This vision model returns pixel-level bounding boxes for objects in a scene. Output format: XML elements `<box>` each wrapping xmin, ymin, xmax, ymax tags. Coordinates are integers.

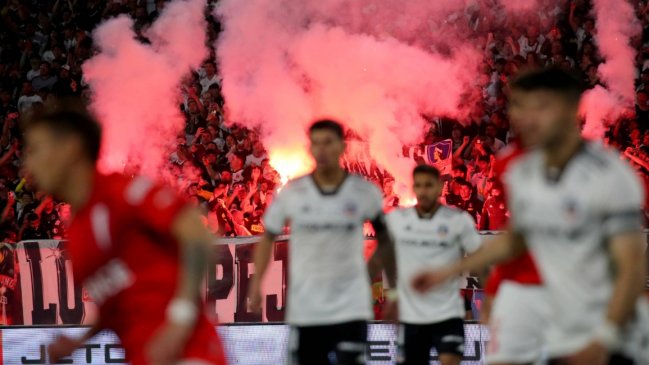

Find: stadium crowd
<box><xmin>1</xmin><ymin>0</ymin><xmax>649</xmax><ymax>242</ymax></box>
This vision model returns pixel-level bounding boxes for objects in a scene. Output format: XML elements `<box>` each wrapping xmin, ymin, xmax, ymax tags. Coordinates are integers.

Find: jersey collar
<box><xmin>310</xmin><ymin>172</ymin><xmax>349</xmax><ymax>196</ymax></box>
<box><xmin>544</xmin><ymin>139</ymin><xmax>588</xmax><ymax>184</ymax></box>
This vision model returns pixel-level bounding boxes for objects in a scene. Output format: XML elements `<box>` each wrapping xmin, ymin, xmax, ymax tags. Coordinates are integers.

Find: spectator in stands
<box><xmin>200</xmin><ymin>61</ymin><xmax>220</xmax><ymax>95</ymax></box>
<box><xmin>229</xmin><ymin>154</ymin><xmax>246</xmax><ymax>184</ymax></box>
<box><xmin>245</xmin><ymin>141</ymin><xmax>267</xmax><ymax>167</ymax></box>
<box><xmin>20</xmin><ymin>212</ymin><xmax>49</xmax><ymax>240</ymax></box>
<box><xmin>17</xmin><ymin>82</ymin><xmax>42</xmax><ymax>112</ymax></box>
<box><xmin>31</xmin><ymin>61</ymin><xmax>57</xmax><ymax>92</ymax></box>
<box><xmin>484</xmin><ymin>123</ymin><xmax>506</xmax><ymax>153</ymax></box>
<box><xmin>480</xmin><ymin>179</ymin><xmax>508</xmax><ymax>230</ymax></box>
<box><xmin>52</xmin><ymin>65</ymin><xmax>78</xmax><ymax>96</ymax></box>
<box><xmin>469</xmin><ymin>155</ymin><xmax>492</xmax><ymax>200</ymax></box>
<box><xmin>455</xmin><ymin>180</ymin><xmax>483</xmax><ymax>225</ymax></box>
<box><xmin>382</xmin><ymin>177</ymin><xmax>399</xmax><ymax>210</ymax></box>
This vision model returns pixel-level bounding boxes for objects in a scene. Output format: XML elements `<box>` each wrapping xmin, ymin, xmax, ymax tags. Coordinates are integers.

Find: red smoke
<box><xmin>83</xmin><ymin>0</ymin><xmax>208</xmax><ymax>182</ymax></box>
<box><xmin>215</xmin><ymin>0</ymin><xmax>486</xmax><ymax>195</ymax></box>
<box><xmin>581</xmin><ymin>0</ymin><xmax>641</xmax><ymax>138</ymax></box>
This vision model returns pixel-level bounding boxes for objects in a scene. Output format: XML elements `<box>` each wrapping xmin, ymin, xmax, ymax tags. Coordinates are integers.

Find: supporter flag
<box><xmin>425</xmin><ymin>139</ymin><xmax>453</xmax><ymax>175</ymax></box>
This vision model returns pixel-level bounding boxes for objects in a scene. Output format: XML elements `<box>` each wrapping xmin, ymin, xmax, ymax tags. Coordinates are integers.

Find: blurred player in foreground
<box><xmin>23</xmin><ymin>99</ymin><xmax>226</xmax><ymax>365</ymax></box>
<box><xmin>413</xmin><ymin>68</ymin><xmax>649</xmax><ymax>365</ymax></box>
<box><xmin>249</xmin><ymin>119</ymin><xmax>397</xmax><ymax>365</ymax></box>
<box><xmin>386</xmin><ymin>165</ymin><xmax>481</xmax><ymax>365</ymax></box>
<box><xmin>481</xmin><ymin>139</ymin><xmax>550</xmax><ymax>365</ymax></box>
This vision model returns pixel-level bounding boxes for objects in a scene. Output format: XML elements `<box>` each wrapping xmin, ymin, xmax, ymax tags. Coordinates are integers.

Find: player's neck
<box><xmin>312</xmin><ymin>166</ymin><xmax>346</xmax><ymax>187</ymax></box>
<box><xmin>415</xmin><ymin>201</ymin><xmax>440</xmax><ymax>219</ymax></box>
<box><xmin>60</xmin><ymin>162</ymin><xmax>95</xmax><ymax>213</ymax></box>
<box><xmin>544</xmin><ymin>128</ymin><xmax>583</xmax><ymax>172</ymax></box>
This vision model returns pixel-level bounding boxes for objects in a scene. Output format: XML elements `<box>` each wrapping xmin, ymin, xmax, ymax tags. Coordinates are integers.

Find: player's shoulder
<box><xmin>505</xmin><ymin>148</ymin><xmax>542</xmax><ymax>178</ymax></box>
<box><xmin>347</xmin><ymin>174</ymin><xmax>382</xmax><ymax>195</ymax></box>
<box><xmin>438</xmin><ymin>204</ymin><xmax>471</xmax><ymax>220</ymax></box>
<box><xmin>582</xmin><ymin>142</ymin><xmax>641</xmax><ymax>184</ymax></box>
<box><xmin>281</xmin><ymin>174</ymin><xmax>312</xmax><ymax>194</ymax></box>
<box><xmin>386</xmin><ymin>206</ymin><xmax>413</xmax><ymax>221</ymax></box>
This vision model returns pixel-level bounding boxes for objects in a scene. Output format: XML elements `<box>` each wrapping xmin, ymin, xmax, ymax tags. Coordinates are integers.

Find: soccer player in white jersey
<box><xmin>386</xmin><ymin>165</ymin><xmax>481</xmax><ymax>365</ymax></box>
<box><xmin>413</xmin><ymin>67</ymin><xmax>649</xmax><ymax>365</ymax></box>
<box><xmin>249</xmin><ymin>119</ymin><xmax>397</xmax><ymax>365</ymax></box>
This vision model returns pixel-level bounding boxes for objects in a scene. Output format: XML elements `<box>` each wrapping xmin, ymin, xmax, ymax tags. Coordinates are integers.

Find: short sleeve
<box><xmin>459</xmin><ymin>212</ymin><xmax>482</xmax><ymax>254</ymax></box>
<box><xmin>601</xmin><ymin>164</ymin><xmax>645</xmax><ymax>238</ymax></box>
<box><xmin>263</xmin><ymin>188</ymin><xmax>288</xmax><ymax>235</ymax></box>
<box><xmin>365</xmin><ymin>183</ymin><xmax>385</xmax><ymax>221</ymax></box>
<box><xmin>123</xmin><ymin>176</ymin><xmax>187</xmax><ymax>233</ymax></box>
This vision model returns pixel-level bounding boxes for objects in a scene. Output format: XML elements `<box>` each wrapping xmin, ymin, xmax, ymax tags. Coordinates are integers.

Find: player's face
<box><xmin>310</xmin><ymin>130</ymin><xmax>345</xmax><ymax>170</ymax></box>
<box><xmin>413</xmin><ymin>173</ymin><xmax>441</xmax><ymax>210</ymax></box>
<box><xmin>508</xmin><ymin>89</ymin><xmax>577</xmax><ymax>148</ymax></box>
<box><xmin>25</xmin><ymin>126</ymin><xmax>80</xmax><ymax>195</ymax></box>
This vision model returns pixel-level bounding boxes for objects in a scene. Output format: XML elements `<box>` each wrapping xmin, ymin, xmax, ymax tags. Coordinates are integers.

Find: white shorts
<box><xmin>486</xmin><ymin>281</ymin><xmax>550</xmax><ymax>364</ymax></box>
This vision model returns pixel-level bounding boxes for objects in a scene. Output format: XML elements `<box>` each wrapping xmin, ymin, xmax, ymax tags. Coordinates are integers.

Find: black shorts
<box><xmin>397</xmin><ymin>318</ymin><xmax>465</xmax><ymax>365</ymax></box>
<box><xmin>288</xmin><ymin>320</ymin><xmax>367</xmax><ymax>365</ymax></box>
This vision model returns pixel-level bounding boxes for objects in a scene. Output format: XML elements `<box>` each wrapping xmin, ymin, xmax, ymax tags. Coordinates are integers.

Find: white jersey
<box><xmin>386</xmin><ymin>206</ymin><xmax>481</xmax><ymax>324</ymax></box>
<box><xmin>263</xmin><ymin>174</ymin><xmax>384</xmax><ymax>326</ymax></box>
<box><xmin>506</xmin><ymin>141</ymin><xmax>649</xmax><ymax>359</ymax></box>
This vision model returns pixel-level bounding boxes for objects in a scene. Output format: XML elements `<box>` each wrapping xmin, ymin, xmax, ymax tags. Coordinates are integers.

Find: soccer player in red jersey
<box><xmin>22</xmin><ymin>99</ymin><xmax>227</xmax><ymax>365</ymax></box>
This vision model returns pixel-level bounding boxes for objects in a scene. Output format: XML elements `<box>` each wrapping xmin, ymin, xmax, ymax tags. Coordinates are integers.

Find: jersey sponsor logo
<box><xmin>437</xmin><ymin>225</ymin><xmax>449</xmax><ymax>238</ymax></box>
<box><xmin>83</xmin><ymin>259</ymin><xmax>134</xmax><ymax>305</ymax></box>
<box><xmin>524</xmin><ymin>225</ymin><xmax>588</xmax><ymax>240</ymax></box>
<box><xmin>563</xmin><ymin>198</ymin><xmax>580</xmax><ymax>221</ymax></box>
<box><xmin>401</xmin><ymin>239</ymin><xmax>450</xmax><ymax>248</ymax></box>
<box><xmin>297</xmin><ymin>222</ymin><xmax>357</xmax><ymax>232</ymax></box>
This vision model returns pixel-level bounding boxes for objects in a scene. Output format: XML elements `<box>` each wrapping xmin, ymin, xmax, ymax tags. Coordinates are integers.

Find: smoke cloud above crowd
<box><xmin>581</xmin><ymin>0</ymin><xmax>641</xmax><ymax>138</ymax></box>
<box><xmin>83</xmin><ymin>0</ymin><xmax>208</xmax><ymax>181</ymax></box>
<box><xmin>215</xmin><ymin>0</ymin><xmax>489</xmax><ymax>193</ymax></box>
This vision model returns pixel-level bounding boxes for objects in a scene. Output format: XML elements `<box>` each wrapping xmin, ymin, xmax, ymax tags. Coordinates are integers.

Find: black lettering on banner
<box><xmin>367</xmin><ymin>340</ymin><xmax>482</xmax><ymax>362</ymax></box>
<box><xmin>206</xmin><ymin>244</ymin><xmax>234</xmax><ymax>322</ymax></box>
<box><xmin>79</xmin><ymin>343</ymin><xmax>101</xmax><ymax>363</ymax></box>
<box><xmin>21</xmin><ymin>344</ymin><xmax>45</xmax><ymax>364</ymax></box>
<box><xmin>24</xmin><ymin>242</ymin><xmax>57</xmax><ymax>324</ymax></box>
<box><xmin>466</xmin><ymin>277</ymin><xmax>481</xmax><ymax>289</ymax></box>
<box><xmin>367</xmin><ymin>341</ymin><xmax>391</xmax><ymax>361</ymax></box>
<box><xmin>265</xmin><ymin>241</ymin><xmax>287</xmax><ymax>322</ymax></box>
<box><xmin>234</xmin><ymin>244</ymin><xmax>262</xmax><ymax>322</ymax></box>
<box><xmin>105</xmin><ymin>344</ymin><xmax>127</xmax><ymax>363</ymax></box>
<box><xmin>56</xmin><ymin>242</ymin><xmax>84</xmax><ymax>324</ymax></box>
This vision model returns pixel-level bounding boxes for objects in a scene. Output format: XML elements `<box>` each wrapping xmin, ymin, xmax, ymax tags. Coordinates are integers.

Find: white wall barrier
<box><xmin>0</xmin><ymin>323</ymin><xmax>489</xmax><ymax>365</ymax></box>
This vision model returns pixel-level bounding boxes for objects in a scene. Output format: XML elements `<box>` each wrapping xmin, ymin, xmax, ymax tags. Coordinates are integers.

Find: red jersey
<box><xmin>484</xmin><ymin>144</ymin><xmax>542</xmax><ymax>296</ymax></box>
<box><xmin>67</xmin><ymin>172</ymin><xmax>226</xmax><ymax>365</ymax></box>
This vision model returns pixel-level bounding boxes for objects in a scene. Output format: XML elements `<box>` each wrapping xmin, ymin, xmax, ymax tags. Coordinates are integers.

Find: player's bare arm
<box><xmin>367</xmin><ymin>220</ymin><xmax>397</xmax><ymax>288</ymax></box>
<box><xmin>146</xmin><ymin>207</ymin><xmax>216</xmax><ymax>365</ymax></box>
<box><xmin>368</xmin><ymin>219</ymin><xmax>398</xmax><ymax>320</ymax></box>
<box><xmin>568</xmin><ymin>231</ymin><xmax>646</xmax><ymax>365</ymax></box>
<box><xmin>48</xmin><ymin>319</ymin><xmax>103</xmax><ymax>363</ymax></box>
<box><xmin>412</xmin><ymin>228</ymin><xmax>526</xmax><ymax>293</ymax></box>
<box><xmin>249</xmin><ymin>231</ymin><xmax>277</xmax><ymax>313</ymax></box>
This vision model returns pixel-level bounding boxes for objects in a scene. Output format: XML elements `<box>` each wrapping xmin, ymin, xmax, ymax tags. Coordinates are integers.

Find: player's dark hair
<box><xmin>510</xmin><ymin>67</ymin><xmax>584</xmax><ymax>104</ymax></box>
<box><xmin>413</xmin><ymin>164</ymin><xmax>440</xmax><ymax>179</ymax></box>
<box><xmin>309</xmin><ymin>119</ymin><xmax>344</xmax><ymax>140</ymax></box>
<box><xmin>21</xmin><ymin>98</ymin><xmax>102</xmax><ymax>162</ymax></box>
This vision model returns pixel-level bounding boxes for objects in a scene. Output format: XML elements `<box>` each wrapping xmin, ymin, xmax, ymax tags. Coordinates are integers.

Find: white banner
<box><xmin>0</xmin><ymin>323</ymin><xmax>489</xmax><ymax>364</ymax></box>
